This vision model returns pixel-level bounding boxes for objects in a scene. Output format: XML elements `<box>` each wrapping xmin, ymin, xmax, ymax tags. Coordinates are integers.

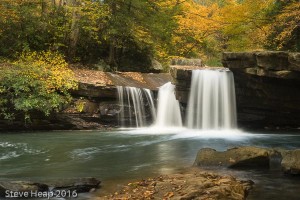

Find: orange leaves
<box><xmin>164</xmin><ymin>191</ymin><xmax>174</xmax><ymax>199</ymax></box>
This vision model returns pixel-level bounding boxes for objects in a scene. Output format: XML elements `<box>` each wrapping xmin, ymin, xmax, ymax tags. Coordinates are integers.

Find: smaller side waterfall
<box><xmin>154</xmin><ymin>82</ymin><xmax>182</xmax><ymax>127</ymax></box>
<box><xmin>117</xmin><ymin>86</ymin><xmax>156</xmax><ymax>127</ymax></box>
<box><xmin>186</xmin><ymin>69</ymin><xmax>237</xmax><ymax>130</ymax></box>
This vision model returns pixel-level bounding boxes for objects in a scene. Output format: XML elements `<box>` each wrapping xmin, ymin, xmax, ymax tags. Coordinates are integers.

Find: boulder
<box><xmin>150</xmin><ymin>58</ymin><xmax>163</xmax><ymax>71</ymax></box>
<box><xmin>0</xmin><ymin>178</ymin><xmax>101</xmax><ymax>197</ymax></box>
<box><xmin>103</xmin><ymin>171</ymin><xmax>253</xmax><ymax>200</ymax></box>
<box><xmin>49</xmin><ymin>177</ymin><xmax>101</xmax><ymax>193</ymax></box>
<box><xmin>0</xmin><ymin>181</ymin><xmax>48</xmax><ymax>197</ymax></box>
<box><xmin>281</xmin><ymin>149</ymin><xmax>300</xmax><ymax>175</ymax></box>
<box><xmin>194</xmin><ymin>147</ymin><xmax>274</xmax><ymax>168</ymax></box>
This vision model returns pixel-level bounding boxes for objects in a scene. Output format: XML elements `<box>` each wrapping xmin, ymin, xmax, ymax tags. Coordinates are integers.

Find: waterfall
<box><xmin>117</xmin><ymin>86</ymin><xmax>156</xmax><ymax>127</ymax></box>
<box><xmin>154</xmin><ymin>82</ymin><xmax>183</xmax><ymax>127</ymax></box>
<box><xmin>186</xmin><ymin>69</ymin><xmax>237</xmax><ymax>130</ymax></box>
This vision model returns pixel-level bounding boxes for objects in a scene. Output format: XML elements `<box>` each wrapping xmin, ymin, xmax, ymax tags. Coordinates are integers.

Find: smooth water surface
<box><xmin>1</xmin><ymin>129</ymin><xmax>300</xmax><ymax>199</ymax></box>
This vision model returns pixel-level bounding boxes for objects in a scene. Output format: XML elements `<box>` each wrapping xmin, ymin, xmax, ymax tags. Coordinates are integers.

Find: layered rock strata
<box><xmin>222</xmin><ymin>51</ymin><xmax>300</xmax><ymax>129</ymax></box>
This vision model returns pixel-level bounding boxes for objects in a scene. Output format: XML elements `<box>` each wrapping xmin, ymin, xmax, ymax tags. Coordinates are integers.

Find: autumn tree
<box><xmin>218</xmin><ymin>0</ymin><xmax>274</xmax><ymax>51</ymax></box>
<box><xmin>264</xmin><ymin>0</ymin><xmax>300</xmax><ymax>51</ymax></box>
<box><xmin>171</xmin><ymin>1</ymin><xmax>222</xmax><ymax>60</ymax></box>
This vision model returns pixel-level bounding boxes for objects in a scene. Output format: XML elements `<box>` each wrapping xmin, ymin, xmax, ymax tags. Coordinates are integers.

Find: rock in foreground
<box><xmin>0</xmin><ymin>181</ymin><xmax>48</xmax><ymax>197</ymax></box>
<box><xmin>0</xmin><ymin>178</ymin><xmax>101</xmax><ymax>198</ymax></box>
<box><xmin>47</xmin><ymin>177</ymin><xmax>101</xmax><ymax>193</ymax></box>
<box><xmin>98</xmin><ymin>171</ymin><xmax>253</xmax><ymax>200</ymax></box>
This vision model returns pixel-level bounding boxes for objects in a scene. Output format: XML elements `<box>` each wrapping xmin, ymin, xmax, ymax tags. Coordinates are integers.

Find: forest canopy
<box><xmin>0</xmin><ymin>0</ymin><xmax>299</xmax><ymax>70</ymax></box>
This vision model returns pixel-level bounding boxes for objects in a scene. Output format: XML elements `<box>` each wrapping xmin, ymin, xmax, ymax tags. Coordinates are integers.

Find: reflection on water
<box><xmin>0</xmin><ymin>129</ymin><xmax>300</xmax><ymax>199</ymax></box>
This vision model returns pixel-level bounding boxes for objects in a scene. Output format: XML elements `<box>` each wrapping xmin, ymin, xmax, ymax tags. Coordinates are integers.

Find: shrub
<box><xmin>0</xmin><ymin>51</ymin><xmax>77</xmax><ymax>123</ymax></box>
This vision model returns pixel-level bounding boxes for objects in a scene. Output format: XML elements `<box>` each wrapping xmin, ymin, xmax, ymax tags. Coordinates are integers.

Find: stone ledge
<box><xmin>244</xmin><ymin>68</ymin><xmax>300</xmax><ymax>79</ymax></box>
<box><xmin>171</xmin><ymin>58</ymin><xmax>203</xmax><ymax>67</ymax></box>
<box><xmin>222</xmin><ymin>51</ymin><xmax>300</xmax><ymax>79</ymax></box>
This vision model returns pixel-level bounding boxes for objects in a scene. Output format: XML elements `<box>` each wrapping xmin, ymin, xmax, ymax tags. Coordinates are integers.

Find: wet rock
<box><xmin>0</xmin><ymin>181</ymin><xmax>48</xmax><ymax>197</ymax></box>
<box><xmin>170</xmin><ymin>65</ymin><xmax>197</xmax><ymax>81</ymax></box>
<box><xmin>0</xmin><ymin>178</ymin><xmax>101</xmax><ymax>197</ymax></box>
<box><xmin>281</xmin><ymin>149</ymin><xmax>300</xmax><ymax>175</ymax></box>
<box><xmin>99</xmin><ymin>102</ymin><xmax>119</xmax><ymax>124</ymax></box>
<box><xmin>48</xmin><ymin>177</ymin><xmax>101</xmax><ymax>193</ymax></box>
<box><xmin>194</xmin><ymin>147</ymin><xmax>274</xmax><ymax>168</ymax></box>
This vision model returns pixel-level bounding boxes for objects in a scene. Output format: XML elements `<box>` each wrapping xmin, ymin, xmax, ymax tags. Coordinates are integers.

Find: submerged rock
<box><xmin>194</xmin><ymin>146</ymin><xmax>274</xmax><ymax>168</ymax></box>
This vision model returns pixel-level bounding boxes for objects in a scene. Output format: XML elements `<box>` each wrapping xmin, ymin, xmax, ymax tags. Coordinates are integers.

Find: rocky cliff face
<box><xmin>222</xmin><ymin>51</ymin><xmax>300</xmax><ymax>129</ymax></box>
<box><xmin>170</xmin><ymin>53</ymin><xmax>300</xmax><ymax>130</ymax></box>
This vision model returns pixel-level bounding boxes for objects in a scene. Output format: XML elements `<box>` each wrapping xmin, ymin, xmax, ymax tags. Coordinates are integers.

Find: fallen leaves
<box><xmin>98</xmin><ymin>170</ymin><xmax>254</xmax><ymax>200</ymax></box>
<box><xmin>121</xmin><ymin>72</ymin><xmax>146</xmax><ymax>84</ymax></box>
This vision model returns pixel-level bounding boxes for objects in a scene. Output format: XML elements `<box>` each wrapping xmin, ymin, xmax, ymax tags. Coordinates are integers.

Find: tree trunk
<box><xmin>41</xmin><ymin>0</ymin><xmax>47</xmax><ymax>15</ymax></box>
<box><xmin>108</xmin><ymin>0</ymin><xmax>118</xmax><ymax>70</ymax></box>
<box><xmin>68</xmin><ymin>0</ymin><xmax>80</xmax><ymax>61</ymax></box>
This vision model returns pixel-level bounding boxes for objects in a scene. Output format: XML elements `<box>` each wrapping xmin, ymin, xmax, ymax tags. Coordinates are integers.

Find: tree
<box><xmin>264</xmin><ymin>1</ymin><xmax>300</xmax><ymax>51</ymax></box>
<box><xmin>171</xmin><ymin>1</ymin><xmax>222</xmax><ymax>59</ymax></box>
<box><xmin>219</xmin><ymin>0</ymin><xmax>274</xmax><ymax>51</ymax></box>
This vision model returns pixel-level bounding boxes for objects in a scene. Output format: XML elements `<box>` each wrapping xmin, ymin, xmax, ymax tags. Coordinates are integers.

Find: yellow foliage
<box><xmin>219</xmin><ymin>0</ymin><xmax>274</xmax><ymax>51</ymax></box>
<box><xmin>14</xmin><ymin>51</ymin><xmax>77</xmax><ymax>94</ymax></box>
<box><xmin>271</xmin><ymin>2</ymin><xmax>300</xmax><ymax>50</ymax></box>
<box><xmin>172</xmin><ymin>0</ymin><xmax>221</xmax><ymax>56</ymax></box>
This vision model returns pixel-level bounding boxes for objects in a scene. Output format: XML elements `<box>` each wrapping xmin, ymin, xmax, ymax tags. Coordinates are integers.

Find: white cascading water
<box><xmin>117</xmin><ymin>86</ymin><xmax>156</xmax><ymax>127</ymax></box>
<box><xmin>186</xmin><ymin>69</ymin><xmax>237</xmax><ymax>130</ymax></box>
<box><xmin>154</xmin><ymin>82</ymin><xmax>183</xmax><ymax>127</ymax></box>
